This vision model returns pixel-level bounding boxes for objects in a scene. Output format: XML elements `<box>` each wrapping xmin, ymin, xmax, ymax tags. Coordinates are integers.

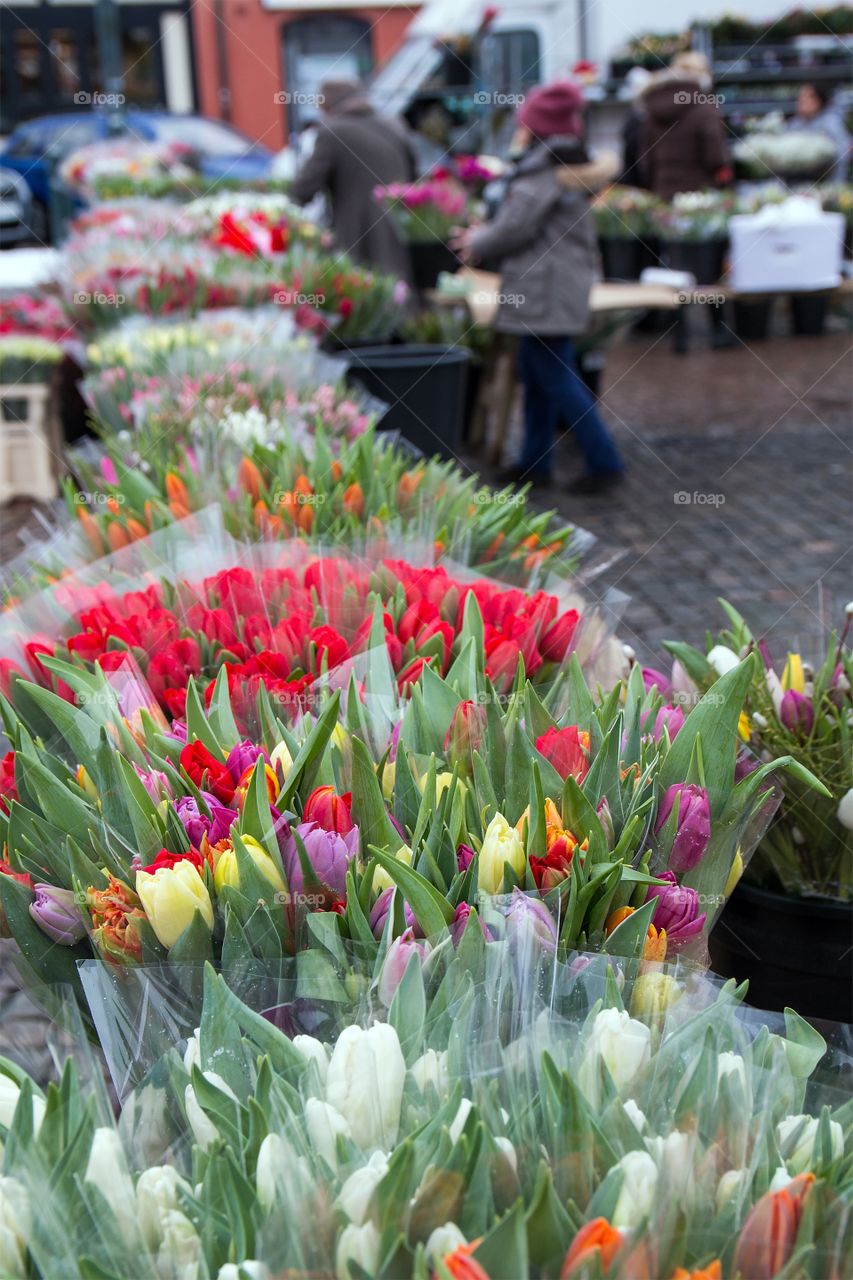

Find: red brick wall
<box><xmin>191</xmin><ymin>3</ymin><xmax>420</xmax><ymax>150</ymax></box>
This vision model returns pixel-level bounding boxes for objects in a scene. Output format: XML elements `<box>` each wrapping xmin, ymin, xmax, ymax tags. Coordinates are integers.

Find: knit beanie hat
<box><xmin>517</xmin><ymin>81</ymin><xmax>585</xmax><ymax>139</ymax></box>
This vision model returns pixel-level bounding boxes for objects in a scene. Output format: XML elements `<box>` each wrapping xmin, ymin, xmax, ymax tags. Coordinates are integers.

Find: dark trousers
<box><xmin>517</xmin><ymin>334</ymin><xmax>624</xmax><ymax>477</ymax></box>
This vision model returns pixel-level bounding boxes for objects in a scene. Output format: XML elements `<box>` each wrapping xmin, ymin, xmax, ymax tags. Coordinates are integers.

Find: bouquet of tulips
<box><xmin>374</xmin><ymin>177</ymin><xmax>471</xmax><ymax>244</ymax></box>
<box><xmin>650</xmin><ymin>191</ymin><xmax>735</xmax><ymax>243</ymax></box>
<box><xmin>592</xmin><ymin>186</ymin><xmax>665</xmax><ymax>240</ymax></box>
<box><xmin>1</xmin><ymin>954</ymin><xmax>849</xmax><ymax>1279</ymax></box>
<box><xmin>664</xmin><ymin>601</ymin><xmax>853</xmax><ymax>901</ymax></box>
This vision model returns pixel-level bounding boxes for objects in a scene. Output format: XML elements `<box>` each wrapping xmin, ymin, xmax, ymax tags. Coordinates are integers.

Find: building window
<box><xmin>281</xmin><ymin>16</ymin><xmax>373</xmax><ymax>134</ymax></box>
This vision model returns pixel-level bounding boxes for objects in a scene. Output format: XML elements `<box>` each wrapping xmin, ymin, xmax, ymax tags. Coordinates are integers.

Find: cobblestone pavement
<box><xmin>469</xmin><ymin>327</ymin><xmax>853</xmax><ymax>666</ymax></box>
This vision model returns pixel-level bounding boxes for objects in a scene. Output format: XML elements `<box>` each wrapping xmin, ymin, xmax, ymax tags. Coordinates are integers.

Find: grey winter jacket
<box><xmin>468</xmin><ymin>142</ymin><xmax>618</xmax><ymax>336</ymax></box>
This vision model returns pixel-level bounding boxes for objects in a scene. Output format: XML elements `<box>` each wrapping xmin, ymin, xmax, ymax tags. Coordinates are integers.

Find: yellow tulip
<box><xmin>781</xmin><ymin>653</ymin><xmax>805</xmax><ymax>693</ymax></box>
<box><xmin>239</xmin><ymin>835</ymin><xmax>286</xmax><ymax>893</ymax></box>
<box><xmin>724</xmin><ymin>849</ymin><xmax>744</xmax><ymax>899</ymax></box>
<box><xmin>477</xmin><ymin>812</ymin><xmax>525</xmax><ymax>896</ymax></box>
<box><xmin>629</xmin><ymin>971</ymin><xmax>682</xmax><ymax>1020</ymax></box>
<box><xmin>270</xmin><ymin>740</ymin><xmax>294</xmax><ymax>778</ymax></box>
<box><xmin>372</xmin><ymin>845</ymin><xmax>412</xmax><ymax>892</ymax></box>
<box><xmin>737</xmin><ymin>711</ymin><xmax>751</xmax><ymax>742</ymax></box>
<box><xmin>136</xmin><ymin>861</ymin><xmax>214</xmax><ymax>950</ymax></box>
<box><xmin>213</xmin><ymin>845</ymin><xmax>240</xmax><ymax>894</ymax></box>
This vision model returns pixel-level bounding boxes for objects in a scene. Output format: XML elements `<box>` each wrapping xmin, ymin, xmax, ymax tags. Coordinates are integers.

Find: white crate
<box><xmin>729</xmin><ymin>212</ymin><xmax>844</xmax><ymax>293</ymax></box>
<box><xmin>0</xmin><ymin>383</ymin><xmax>58</xmax><ymax>503</ymax></box>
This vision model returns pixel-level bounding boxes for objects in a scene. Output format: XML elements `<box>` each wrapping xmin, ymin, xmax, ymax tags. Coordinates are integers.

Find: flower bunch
<box><xmin>60</xmin><ymin>138</ymin><xmax>197</xmax><ymax>198</ymax></box>
<box><xmin>664</xmin><ymin>601</ymin><xmax>853</xmax><ymax>900</ymax></box>
<box><xmin>651</xmin><ymin>191</ymin><xmax>736</xmax><ymax>242</ymax></box>
<box><xmin>451</xmin><ymin>153</ymin><xmax>507</xmax><ymax>189</ymax></box>
<box><xmin>374</xmin><ymin>177</ymin><xmax>471</xmax><ymax>243</ymax></box>
<box><xmin>0</xmin><ymin>293</ymin><xmax>76</xmax><ymax>344</ymax></box>
<box><xmin>592</xmin><ymin>186</ymin><xmax>665</xmax><ymax>238</ymax></box>
<box><xmin>733</xmin><ymin>131</ymin><xmax>839</xmax><ymax>180</ymax></box>
<box><xmin>0</xmin><ymin>336</ymin><xmax>63</xmax><ymax>383</ymax></box>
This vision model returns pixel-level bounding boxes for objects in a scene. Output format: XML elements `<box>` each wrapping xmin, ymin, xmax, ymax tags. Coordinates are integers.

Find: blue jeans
<box><xmin>517</xmin><ymin>334</ymin><xmax>624</xmax><ymax>477</ymax></box>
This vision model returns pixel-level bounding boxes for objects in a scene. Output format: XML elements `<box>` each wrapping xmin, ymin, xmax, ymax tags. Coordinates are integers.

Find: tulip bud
<box><xmin>84</xmin><ymin>1129</ymin><xmax>138</xmax><ymax>1247</ymax></box>
<box><xmin>504</xmin><ymin>888</ymin><xmax>557</xmax><ymax>954</ymax></box>
<box><xmin>0</xmin><ymin>1073</ymin><xmax>44</xmax><ymax>1136</ymax></box>
<box><xmin>270</xmin><ymin>740</ymin><xmax>293</xmax><ymax>778</ymax></box>
<box><xmin>535</xmin><ymin>725</ymin><xmax>590</xmax><ymax>782</ymax></box>
<box><xmin>377</xmin><ymin>930</ymin><xmax>430</xmax><ymax>1005</ymax></box>
<box><xmin>409</xmin><ymin>1048</ymin><xmax>449</xmax><ymax>1096</ymax></box>
<box><xmin>326</xmin><ymin>1023</ymin><xmax>405</xmax><ymax>1151</ymax></box>
<box><xmin>336</xmin><ymin>1222</ymin><xmax>380</xmax><ymax>1280</ymax></box>
<box><xmin>629</xmin><ymin>971</ymin><xmax>682</xmax><ymax>1021</ymax></box>
<box><xmin>644</xmin><ymin>871</ymin><xmax>706</xmax><ymax>950</ymax></box>
<box><xmin>425</xmin><ymin>1223</ymin><xmax>467</xmax><ymax>1265</ymax></box>
<box><xmin>0</xmin><ymin>1177</ymin><xmax>30</xmax><ymax>1279</ymax></box>
<box><xmin>707</xmin><ymin>645</ymin><xmax>739</xmax><ymax>676</ymax></box>
<box><xmin>29</xmin><ymin>883</ymin><xmax>87</xmax><ymax>944</ymax></box>
<box><xmin>577</xmin><ymin>1008</ymin><xmax>651</xmax><ymax>1109</ymax></box>
<box><xmin>304</xmin><ymin>1098</ymin><xmax>351</xmax><ymax>1172</ymax></box>
<box><xmin>732</xmin><ymin>1172</ymin><xmax>814</xmax><ymax>1280</ymax></box>
<box><xmin>292</xmin><ymin>1034</ymin><xmax>330</xmax><ymax>1083</ymax></box>
<box><xmin>655</xmin><ymin>782</ymin><xmax>711</xmax><ymax>872</ymax></box>
<box><xmin>184</xmin><ymin>1071</ymin><xmax>237</xmax><ymax>1151</ymax></box>
<box><xmin>256</xmin><ymin>1132</ymin><xmax>312</xmax><ymax>1210</ymax></box>
<box><xmin>136</xmin><ymin>1165</ymin><xmax>192</xmax><ymax>1252</ymax></box>
<box><xmin>477</xmin><ymin>812</ymin><xmax>525</xmax><ymax>895</ymax></box>
<box><xmin>303</xmin><ymin>785</ymin><xmax>354</xmax><ymax>835</ymax></box>
<box><xmin>779</xmin><ymin>689</ymin><xmax>815</xmax><ymax>737</ymax></box>
<box><xmin>611</xmin><ymin>1150</ymin><xmax>658</xmax><ymax>1229</ymax></box>
<box><xmin>837</xmin><ymin>787</ymin><xmax>853</xmax><ymax>831</ymax></box>
<box><xmin>336</xmin><ymin>1151</ymin><xmax>388</xmax><ymax>1224</ymax></box>
<box><xmin>724</xmin><ymin>849</ymin><xmax>744</xmax><ymax>898</ymax></box>
<box><xmin>217</xmin><ymin>1264</ymin><xmax>269</xmax><ymax>1280</ymax></box>
<box><xmin>135</xmin><ymin>861</ymin><xmax>214</xmax><ymax>950</ymax></box>
<box><xmin>776</xmin><ymin>1113</ymin><xmax>843</xmax><ymax>1174</ymax></box>
<box><xmin>443</xmin><ymin>699</ymin><xmax>487</xmax><ymax>773</ymax></box>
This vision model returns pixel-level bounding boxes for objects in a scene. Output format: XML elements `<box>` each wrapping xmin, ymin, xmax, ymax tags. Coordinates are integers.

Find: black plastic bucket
<box><xmin>733</xmin><ymin>298</ymin><xmax>772</xmax><ymax>341</ymax></box>
<box><xmin>791</xmin><ymin>292</ymin><xmax>829</xmax><ymax>337</ymax></box>
<box><xmin>409</xmin><ymin>242</ymin><xmax>461</xmax><ymax>290</ymax></box>
<box><xmin>662</xmin><ymin>238</ymin><xmax>727</xmax><ymax>284</ymax></box>
<box><xmin>709</xmin><ymin>881</ymin><xmax>853</xmax><ymax>1024</ymax></box>
<box><xmin>598</xmin><ymin>237</ymin><xmax>642</xmax><ymax>281</ymax></box>
<box><xmin>345</xmin><ymin>344</ymin><xmax>470</xmax><ymax>459</ymax></box>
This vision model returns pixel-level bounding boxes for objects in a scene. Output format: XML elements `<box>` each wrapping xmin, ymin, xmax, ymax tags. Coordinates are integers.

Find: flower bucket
<box><xmin>790</xmin><ymin>291</ymin><xmax>829</xmax><ymax>337</ymax></box>
<box><xmin>409</xmin><ymin>241</ymin><xmax>461</xmax><ymax>290</ymax></box>
<box><xmin>709</xmin><ymin>881</ymin><xmax>852</xmax><ymax>1024</ymax></box>
<box><xmin>733</xmin><ymin>297</ymin><xmax>773</xmax><ymax>341</ymax></box>
<box><xmin>662</xmin><ymin>238</ymin><xmax>727</xmax><ymax>284</ymax></box>
<box><xmin>598</xmin><ymin>237</ymin><xmax>643</xmax><ymax>281</ymax></box>
<box><xmin>345</xmin><ymin>343</ymin><xmax>470</xmax><ymax>459</ymax></box>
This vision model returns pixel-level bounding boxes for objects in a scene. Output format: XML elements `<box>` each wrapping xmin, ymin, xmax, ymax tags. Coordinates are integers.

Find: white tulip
<box><xmin>707</xmin><ymin>644</ymin><xmax>740</xmax><ymax>676</ymax></box>
<box><xmin>449</xmin><ymin>1098</ymin><xmax>473</xmax><ymax>1145</ymax></box>
<box><xmin>256</xmin><ymin>1132</ymin><xmax>311</xmax><ymax>1209</ymax></box>
<box><xmin>837</xmin><ymin>788</ymin><xmax>853</xmax><ymax>831</ymax></box>
<box><xmin>85</xmin><ymin>1128</ymin><xmax>138</xmax><ymax>1246</ymax></box>
<box><xmin>623</xmin><ymin>1099</ymin><xmax>647</xmax><ymax>1132</ymax></box>
<box><xmin>136</xmin><ymin>1165</ymin><xmax>191</xmax><ymax>1251</ymax></box>
<box><xmin>425</xmin><ymin>1223</ymin><xmax>467</xmax><ymax>1263</ymax></box>
<box><xmin>184</xmin><ymin>1072</ymin><xmax>237</xmax><ymax>1152</ymax></box>
<box><xmin>336</xmin><ymin>1151</ymin><xmax>389</xmax><ymax>1224</ymax></box>
<box><xmin>183</xmin><ymin>1029</ymin><xmax>201</xmax><ymax>1074</ymax></box>
<box><xmin>611</xmin><ymin>1150</ymin><xmax>658</xmax><ymax>1229</ymax></box>
<box><xmin>156</xmin><ymin>1208</ymin><xmax>203</xmax><ymax>1280</ymax></box>
<box><xmin>717</xmin><ymin>1051</ymin><xmax>747</xmax><ymax>1088</ymax></box>
<box><xmin>292</xmin><ymin>1035</ymin><xmax>330</xmax><ymax>1084</ymax></box>
<box><xmin>716</xmin><ymin>1168</ymin><xmax>747</xmax><ymax>1212</ymax></box>
<box><xmin>217</xmin><ymin>1264</ymin><xmax>269</xmax><ymax>1280</ymax></box>
<box><xmin>495</xmin><ymin>1136</ymin><xmax>517</xmax><ymax>1174</ymax></box>
<box><xmin>0</xmin><ymin>1073</ymin><xmax>45</xmax><ymax>1137</ymax></box>
<box><xmin>409</xmin><ymin>1049</ymin><xmax>448</xmax><ymax>1096</ymax></box>
<box><xmin>336</xmin><ymin>1221</ymin><xmax>380</xmax><ymax>1280</ymax></box>
<box><xmin>305</xmin><ymin>1098</ymin><xmax>351</xmax><ymax>1172</ymax></box>
<box><xmin>769</xmin><ymin>1165</ymin><xmax>794</xmax><ymax>1191</ymax></box>
<box><xmin>646</xmin><ymin>1131</ymin><xmax>694</xmax><ymax>1201</ymax></box>
<box><xmin>577</xmin><ymin>1008</ymin><xmax>651</xmax><ymax>1108</ymax></box>
<box><xmin>776</xmin><ymin>1113</ymin><xmax>843</xmax><ymax>1174</ymax></box>
<box><xmin>0</xmin><ymin>1177</ymin><xmax>29</xmax><ymax>1278</ymax></box>
<box><xmin>326</xmin><ymin>1024</ymin><xmax>405</xmax><ymax>1151</ymax></box>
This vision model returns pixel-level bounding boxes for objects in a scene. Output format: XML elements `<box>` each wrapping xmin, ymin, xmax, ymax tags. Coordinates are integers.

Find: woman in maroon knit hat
<box><xmin>452</xmin><ymin>81</ymin><xmax>623</xmax><ymax>493</ymax></box>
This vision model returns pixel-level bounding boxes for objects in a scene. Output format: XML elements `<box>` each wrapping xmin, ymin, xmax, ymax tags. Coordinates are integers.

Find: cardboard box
<box><xmin>729</xmin><ymin>211</ymin><xmax>844</xmax><ymax>293</ymax></box>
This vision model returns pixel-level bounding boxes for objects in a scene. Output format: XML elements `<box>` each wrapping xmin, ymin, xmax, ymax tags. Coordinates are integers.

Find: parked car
<box><xmin>0</xmin><ymin>166</ymin><xmax>34</xmax><ymax>246</ymax></box>
<box><xmin>0</xmin><ymin>111</ymin><xmax>273</xmax><ymax>240</ymax></box>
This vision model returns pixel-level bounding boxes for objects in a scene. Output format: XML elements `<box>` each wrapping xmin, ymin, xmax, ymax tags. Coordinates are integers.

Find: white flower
<box><xmin>136</xmin><ymin>1165</ymin><xmax>191</xmax><ymax>1252</ymax></box>
<box><xmin>336</xmin><ymin>1222</ymin><xmax>380</xmax><ymax>1280</ymax></box>
<box><xmin>623</xmin><ymin>1099</ymin><xmax>647</xmax><ymax>1132</ymax></box>
<box><xmin>256</xmin><ymin>1132</ymin><xmax>311</xmax><ymax>1209</ymax></box>
<box><xmin>336</xmin><ymin>1151</ymin><xmax>389</xmax><ymax>1224</ymax></box>
<box><xmin>837</xmin><ymin>788</ymin><xmax>853</xmax><ymax>831</ymax></box>
<box><xmin>409</xmin><ymin>1049</ymin><xmax>448</xmax><ymax>1096</ymax></box>
<box><xmin>769</xmin><ymin>1165</ymin><xmax>794</xmax><ymax>1191</ymax></box>
<box><xmin>84</xmin><ymin>1129</ymin><xmax>137</xmax><ymax>1246</ymax></box>
<box><xmin>155</xmin><ymin>1208</ymin><xmax>203</xmax><ymax>1280</ymax></box>
<box><xmin>326</xmin><ymin>1024</ymin><xmax>405</xmax><ymax>1151</ymax></box>
<box><xmin>495</xmin><ymin>1136</ymin><xmax>517</xmax><ymax>1174</ymax></box>
<box><xmin>305</xmin><ymin>1098</ymin><xmax>351</xmax><ymax>1172</ymax></box>
<box><xmin>776</xmin><ymin>1113</ymin><xmax>843</xmax><ymax>1174</ymax></box>
<box><xmin>183</xmin><ymin>1029</ymin><xmax>201</xmax><ymax>1074</ymax></box>
<box><xmin>449</xmin><ymin>1098</ymin><xmax>473</xmax><ymax>1145</ymax></box>
<box><xmin>577</xmin><ymin>1008</ymin><xmax>651</xmax><ymax>1108</ymax></box>
<box><xmin>707</xmin><ymin>644</ymin><xmax>740</xmax><ymax>676</ymax></box>
<box><xmin>292</xmin><ymin>1035</ymin><xmax>330</xmax><ymax>1084</ymax></box>
<box><xmin>217</xmin><ymin>1264</ymin><xmax>269</xmax><ymax>1280</ymax></box>
<box><xmin>184</xmin><ymin>1071</ymin><xmax>238</xmax><ymax>1152</ymax></box>
<box><xmin>425</xmin><ymin>1223</ymin><xmax>467</xmax><ymax>1263</ymax></box>
<box><xmin>716</xmin><ymin>1168</ymin><xmax>747</xmax><ymax>1212</ymax></box>
<box><xmin>717</xmin><ymin>1051</ymin><xmax>748</xmax><ymax>1092</ymax></box>
<box><xmin>0</xmin><ymin>1177</ymin><xmax>30</xmax><ymax>1278</ymax></box>
<box><xmin>0</xmin><ymin>1073</ymin><xmax>45</xmax><ymax>1138</ymax></box>
<box><xmin>611</xmin><ymin>1150</ymin><xmax>658</xmax><ymax>1229</ymax></box>
<box><xmin>646</xmin><ymin>1131</ymin><xmax>694</xmax><ymax>1201</ymax></box>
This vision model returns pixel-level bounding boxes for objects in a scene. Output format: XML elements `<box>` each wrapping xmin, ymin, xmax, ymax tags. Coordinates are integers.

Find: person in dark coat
<box><xmin>452</xmin><ymin>81</ymin><xmax>624</xmax><ymax>494</ymax></box>
<box><xmin>639</xmin><ymin>52</ymin><xmax>731</xmax><ymax>200</ymax></box>
<box><xmin>289</xmin><ymin>78</ymin><xmax>415</xmax><ymax>277</ymax></box>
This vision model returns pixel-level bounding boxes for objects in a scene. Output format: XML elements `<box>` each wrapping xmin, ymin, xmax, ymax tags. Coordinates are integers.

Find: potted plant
<box><xmin>374</xmin><ymin>176</ymin><xmax>471</xmax><ymax>289</ymax></box>
<box><xmin>593</xmin><ymin>186</ymin><xmax>664</xmax><ymax>280</ymax></box>
<box><xmin>651</xmin><ymin>190</ymin><xmax>734</xmax><ymax>283</ymax></box>
<box><xmin>664</xmin><ymin>602</ymin><xmax>852</xmax><ymax>1023</ymax></box>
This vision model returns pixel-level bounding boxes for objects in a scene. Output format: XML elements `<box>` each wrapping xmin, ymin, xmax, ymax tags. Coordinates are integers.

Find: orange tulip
<box><xmin>76</xmin><ymin>505</ymin><xmax>104</xmax><ymax>555</ymax></box>
<box><xmin>237</xmin><ymin>457</ymin><xmax>262</xmax><ymax>502</ymax></box>
<box><xmin>295</xmin><ymin>500</ymin><xmax>314</xmax><ymax>535</ymax></box>
<box><xmin>342</xmin><ymin>482</ymin><xmax>364</xmax><ymax>518</ymax></box>
<box><xmin>483</xmin><ymin>532</ymin><xmax>505</xmax><ymax>562</ymax></box>
<box><xmin>126</xmin><ymin>518</ymin><xmax>149</xmax><ymax>541</ymax></box>
<box><xmin>293</xmin><ymin>473</ymin><xmax>313</xmax><ymax>499</ymax></box>
<box><xmin>330</xmin><ymin>459</ymin><xmax>343</xmax><ymax>482</ymax></box>
<box><xmin>368</xmin><ymin>515</ymin><xmax>384</xmax><ymax>536</ymax></box>
<box><xmin>732</xmin><ymin>1173</ymin><xmax>814</xmax><ymax>1280</ymax></box>
<box><xmin>169</xmin><ymin>500</ymin><xmax>191</xmax><ymax>520</ymax></box>
<box><xmin>397</xmin><ymin>469</ymin><xmax>424</xmax><ymax>509</ymax></box>
<box><xmin>434</xmin><ymin>539</ymin><xmax>445</xmax><ymax>558</ymax></box>
<box><xmin>105</xmin><ymin>495</ymin><xmax>122</xmax><ymax>516</ymax></box>
<box><xmin>670</xmin><ymin>1263</ymin><xmax>721</xmax><ymax>1280</ymax></box>
<box><xmin>561</xmin><ymin>1219</ymin><xmax>624</xmax><ymax>1279</ymax></box>
<box><xmin>442</xmin><ymin>1241</ymin><xmax>489</xmax><ymax>1280</ymax></box>
<box><xmin>143</xmin><ymin>500</ymin><xmax>155</xmax><ymax>530</ymax></box>
<box><xmin>604</xmin><ymin>907</ymin><xmax>667</xmax><ymax>962</ymax></box>
<box><xmin>164</xmin><ymin>471</ymin><xmax>191</xmax><ymax>508</ymax></box>
<box><xmin>605</xmin><ymin>906</ymin><xmax>634</xmax><ymax>934</ymax></box>
<box><xmin>106</xmin><ymin>521</ymin><xmax>130</xmax><ymax>552</ymax></box>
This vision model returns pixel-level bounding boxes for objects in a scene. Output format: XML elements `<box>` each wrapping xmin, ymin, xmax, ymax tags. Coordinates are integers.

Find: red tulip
<box><xmin>732</xmin><ymin>1173</ymin><xmax>814</xmax><ymax>1280</ymax></box>
<box><xmin>536</xmin><ymin>726</ymin><xmax>590</xmax><ymax>782</ymax></box>
<box><xmin>302</xmin><ymin>785</ymin><xmax>354</xmax><ymax>835</ymax></box>
<box><xmin>179</xmin><ymin>741</ymin><xmax>236</xmax><ymax>804</ymax></box>
<box><xmin>561</xmin><ymin>1218</ymin><xmax>624</xmax><ymax>1278</ymax></box>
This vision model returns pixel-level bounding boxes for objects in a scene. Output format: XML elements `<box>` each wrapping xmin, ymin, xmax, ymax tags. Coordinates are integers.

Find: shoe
<box><xmin>568</xmin><ymin>470</ymin><xmax>625</xmax><ymax>495</ymax></box>
<box><xmin>496</xmin><ymin>465</ymin><xmax>553</xmax><ymax>489</ymax></box>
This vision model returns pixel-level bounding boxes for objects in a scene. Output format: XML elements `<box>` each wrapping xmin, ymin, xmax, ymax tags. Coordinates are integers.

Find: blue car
<box><xmin>0</xmin><ymin>111</ymin><xmax>274</xmax><ymax>241</ymax></box>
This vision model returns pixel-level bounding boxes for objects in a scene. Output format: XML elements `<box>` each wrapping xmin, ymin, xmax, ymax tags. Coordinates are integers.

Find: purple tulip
<box><xmin>645</xmin><ymin>871</ymin><xmax>706</xmax><ymax>950</ymax></box>
<box><xmin>133</xmin><ymin>765</ymin><xmax>172</xmax><ymax>801</ymax></box>
<box><xmin>504</xmin><ymin>888</ymin><xmax>557</xmax><ymax>953</ymax></box>
<box><xmin>644</xmin><ymin>704</ymin><xmax>685</xmax><ymax>742</ymax></box>
<box><xmin>456</xmin><ymin>843</ymin><xmax>475</xmax><ymax>872</ymax></box>
<box><xmin>175</xmin><ymin>793</ymin><xmax>236</xmax><ymax>848</ymax></box>
<box><xmin>734</xmin><ymin>750</ymin><xmax>760</xmax><ymax>784</ymax></box>
<box><xmin>378</xmin><ymin>929</ymin><xmax>429</xmax><ymax>1005</ymax></box>
<box><xmin>655</xmin><ymin>782</ymin><xmax>712</xmax><ymax>873</ymax></box>
<box><xmin>169</xmin><ymin>720</ymin><xmax>188</xmax><ymax>743</ymax></box>
<box><xmin>779</xmin><ymin>690</ymin><xmax>815</xmax><ymax>738</ymax></box>
<box><xmin>642</xmin><ymin>666</ymin><xmax>672</xmax><ymax>696</ymax></box>
<box><xmin>281</xmin><ymin>821</ymin><xmax>358</xmax><ymax>896</ymax></box>
<box><xmin>368</xmin><ymin>886</ymin><xmax>418</xmax><ymax>939</ymax></box>
<box><xmin>226</xmin><ymin>740</ymin><xmax>270</xmax><ymax>783</ymax></box>
<box><xmin>29</xmin><ymin>883</ymin><xmax>87</xmax><ymax>945</ymax></box>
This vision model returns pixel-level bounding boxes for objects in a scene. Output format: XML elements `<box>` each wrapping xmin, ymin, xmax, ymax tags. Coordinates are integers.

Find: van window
<box><xmin>479</xmin><ymin>30</ymin><xmax>542</xmax><ymax>93</ymax></box>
